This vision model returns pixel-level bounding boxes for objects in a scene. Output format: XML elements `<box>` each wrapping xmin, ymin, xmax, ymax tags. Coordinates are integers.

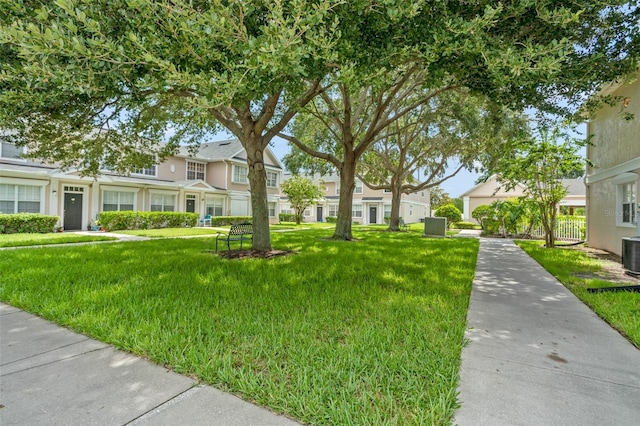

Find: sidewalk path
<box><xmin>0</xmin><ymin>303</ymin><xmax>300</xmax><ymax>426</ymax></box>
<box><xmin>455</xmin><ymin>238</ymin><xmax>640</xmax><ymax>426</ymax></box>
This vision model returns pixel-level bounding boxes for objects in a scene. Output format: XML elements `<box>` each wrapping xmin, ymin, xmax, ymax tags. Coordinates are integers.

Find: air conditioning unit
<box><xmin>424</xmin><ymin>217</ymin><xmax>447</xmax><ymax>238</ymax></box>
<box><xmin>622</xmin><ymin>237</ymin><xmax>640</xmax><ymax>273</ymax></box>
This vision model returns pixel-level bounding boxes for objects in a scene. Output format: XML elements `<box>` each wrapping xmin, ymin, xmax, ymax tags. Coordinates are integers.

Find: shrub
<box><xmin>99</xmin><ymin>211</ymin><xmax>198</xmax><ymax>231</ymax></box>
<box><xmin>325</xmin><ymin>216</ymin><xmax>337</xmax><ymax>223</ymax></box>
<box><xmin>209</xmin><ymin>216</ymin><xmax>252</xmax><ymax>226</ymax></box>
<box><xmin>0</xmin><ymin>213</ymin><xmax>59</xmax><ymax>234</ymax></box>
<box><xmin>279</xmin><ymin>213</ymin><xmax>296</xmax><ymax>222</ymax></box>
<box><xmin>453</xmin><ymin>221</ymin><xmax>478</xmax><ymax>230</ymax></box>
<box><xmin>434</xmin><ymin>204</ymin><xmax>462</xmax><ymax>229</ymax></box>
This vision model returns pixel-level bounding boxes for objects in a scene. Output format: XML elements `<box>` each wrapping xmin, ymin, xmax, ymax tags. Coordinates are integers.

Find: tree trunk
<box><xmin>387</xmin><ymin>185</ymin><xmax>402</xmax><ymax>231</ymax></box>
<box><xmin>245</xmin><ymin>140</ymin><xmax>272</xmax><ymax>251</ymax></box>
<box><xmin>295</xmin><ymin>209</ymin><xmax>302</xmax><ymax>225</ymax></box>
<box><xmin>333</xmin><ymin>159</ymin><xmax>356</xmax><ymax>240</ymax></box>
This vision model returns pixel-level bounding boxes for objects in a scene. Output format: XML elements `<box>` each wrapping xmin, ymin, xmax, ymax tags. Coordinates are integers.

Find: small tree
<box><xmin>280</xmin><ymin>176</ymin><xmax>324</xmax><ymax>225</ymax></box>
<box><xmin>472</xmin><ymin>204</ymin><xmax>497</xmax><ymax>232</ymax></box>
<box><xmin>434</xmin><ymin>204</ymin><xmax>462</xmax><ymax>229</ymax></box>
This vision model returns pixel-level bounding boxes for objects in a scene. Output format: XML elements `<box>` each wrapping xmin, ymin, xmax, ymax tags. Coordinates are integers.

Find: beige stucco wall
<box><xmin>587</xmin><ymin>75</ymin><xmax>640</xmax><ymax>255</ymax></box>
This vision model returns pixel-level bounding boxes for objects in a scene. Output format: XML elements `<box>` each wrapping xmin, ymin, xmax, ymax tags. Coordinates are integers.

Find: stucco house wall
<box><xmin>586</xmin><ymin>75</ymin><xmax>640</xmax><ymax>256</ymax></box>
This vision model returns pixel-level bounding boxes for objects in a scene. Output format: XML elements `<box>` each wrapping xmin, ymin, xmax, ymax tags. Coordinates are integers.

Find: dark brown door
<box><xmin>369</xmin><ymin>206</ymin><xmax>377</xmax><ymax>224</ymax></box>
<box><xmin>186</xmin><ymin>198</ymin><xmax>196</xmax><ymax>213</ymax></box>
<box><xmin>64</xmin><ymin>193</ymin><xmax>83</xmax><ymax>230</ymax></box>
<box><xmin>316</xmin><ymin>206</ymin><xmax>323</xmax><ymax>222</ymax></box>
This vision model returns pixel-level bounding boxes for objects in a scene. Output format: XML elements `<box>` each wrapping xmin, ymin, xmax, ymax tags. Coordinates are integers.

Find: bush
<box><xmin>0</xmin><ymin>213</ymin><xmax>59</xmax><ymax>234</ymax></box>
<box><xmin>453</xmin><ymin>221</ymin><xmax>478</xmax><ymax>230</ymax></box>
<box><xmin>279</xmin><ymin>213</ymin><xmax>296</xmax><ymax>222</ymax></box>
<box><xmin>325</xmin><ymin>216</ymin><xmax>337</xmax><ymax>223</ymax></box>
<box><xmin>99</xmin><ymin>211</ymin><xmax>198</xmax><ymax>231</ymax></box>
<box><xmin>209</xmin><ymin>216</ymin><xmax>252</xmax><ymax>226</ymax></box>
<box><xmin>434</xmin><ymin>204</ymin><xmax>462</xmax><ymax>229</ymax></box>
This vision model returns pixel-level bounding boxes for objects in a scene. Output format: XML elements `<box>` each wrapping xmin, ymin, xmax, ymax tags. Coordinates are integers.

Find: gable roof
<box><xmin>177</xmin><ymin>138</ymin><xmax>283</xmax><ymax>169</ymax></box>
<box><xmin>561</xmin><ymin>178</ymin><xmax>586</xmax><ymax>196</ymax></box>
<box><xmin>460</xmin><ymin>175</ymin><xmax>526</xmax><ymax>198</ymax></box>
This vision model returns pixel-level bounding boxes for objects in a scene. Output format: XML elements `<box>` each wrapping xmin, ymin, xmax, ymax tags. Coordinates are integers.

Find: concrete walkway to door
<box><xmin>455</xmin><ymin>238</ymin><xmax>640</xmax><ymax>426</ymax></box>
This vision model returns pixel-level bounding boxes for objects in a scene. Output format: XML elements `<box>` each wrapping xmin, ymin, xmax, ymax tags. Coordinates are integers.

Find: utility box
<box><xmin>424</xmin><ymin>217</ymin><xmax>447</xmax><ymax>238</ymax></box>
<box><xmin>622</xmin><ymin>237</ymin><xmax>640</xmax><ymax>273</ymax></box>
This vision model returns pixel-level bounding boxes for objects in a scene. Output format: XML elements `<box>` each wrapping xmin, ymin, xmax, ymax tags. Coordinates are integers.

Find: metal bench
<box><xmin>216</xmin><ymin>222</ymin><xmax>253</xmax><ymax>251</ymax></box>
<box><xmin>399</xmin><ymin>218</ymin><xmax>409</xmax><ymax>231</ymax></box>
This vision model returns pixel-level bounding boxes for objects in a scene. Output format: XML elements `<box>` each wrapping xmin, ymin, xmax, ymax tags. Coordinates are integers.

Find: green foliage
<box><xmin>0</xmin><ymin>213</ymin><xmax>59</xmax><ymax>234</ymax></box>
<box><xmin>280</xmin><ymin>175</ymin><xmax>324</xmax><ymax>225</ymax></box>
<box><xmin>491</xmin><ymin>125</ymin><xmax>587</xmax><ymax>247</ymax></box>
<box><xmin>453</xmin><ymin>221</ymin><xmax>478</xmax><ymax>230</ymax></box>
<box><xmin>471</xmin><ymin>204</ymin><xmax>496</xmax><ymax>230</ymax></box>
<box><xmin>98</xmin><ymin>211</ymin><xmax>198</xmax><ymax>231</ymax></box>
<box><xmin>278</xmin><ymin>213</ymin><xmax>297</xmax><ymax>223</ymax></box>
<box><xmin>434</xmin><ymin>204</ymin><xmax>462</xmax><ymax>228</ymax></box>
<box><xmin>325</xmin><ymin>216</ymin><xmax>337</xmax><ymax>223</ymax></box>
<box><xmin>209</xmin><ymin>216</ymin><xmax>253</xmax><ymax>227</ymax></box>
<box><xmin>0</xmin><ymin>231</ymin><xmax>479</xmax><ymax>424</ymax></box>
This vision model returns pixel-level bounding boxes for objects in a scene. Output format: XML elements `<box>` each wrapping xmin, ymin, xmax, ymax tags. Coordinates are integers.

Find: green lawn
<box><xmin>0</xmin><ymin>229</ymin><xmax>478</xmax><ymax>425</ymax></box>
<box><xmin>0</xmin><ymin>232</ymin><xmax>117</xmax><ymax>247</ymax></box>
<box><xmin>516</xmin><ymin>241</ymin><xmax>640</xmax><ymax>348</ymax></box>
<box><xmin>115</xmin><ymin>227</ymin><xmax>223</xmax><ymax>238</ymax></box>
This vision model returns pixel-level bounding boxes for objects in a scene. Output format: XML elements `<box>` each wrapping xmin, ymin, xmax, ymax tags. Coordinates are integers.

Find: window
<box><xmin>384</xmin><ymin>205</ymin><xmax>391</xmax><ymax>218</ymax></box>
<box><xmin>409</xmin><ymin>205</ymin><xmax>413</xmax><ymax>216</ymax></box>
<box><xmin>268</xmin><ymin>202</ymin><xmax>276</xmax><ymax>217</ymax></box>
<box><xmin>384</xmin><ymin>189</ymin><xmax>392</xmax><ymax>193</ymax></box>
<box><xmin>233</xmin><ymin>165</ymin><xmax>248</xmax><ymax>184</ymax></box>
<box><xmin>205</xmin><ymin>197</ymin><xmax>224</xmax><ymax>216</ymax></box>
<box><xmin>132</xmin><ymin>165</ymin><xmax>157</xmax><ymax>177</ymax></box>
<box><xmin>0</xmin><ymin>184</ymin><xmax>41</xmax><ymax>214</ymax></box>
<box><xmin>231</xmin><ymin>199</ymin><xmax>248</xmax><ymax>215</ymax></box>
<box><xmin>328</xmin><ymin>205</ymin><xmax>338</xmax><ymax>217</ymax></box>
<box><xmin>187</xmin><ymin>161</ymin><xmax>205</xmax><ymax>180</ymax></box>
<box><xmin>266</xmin><ymin>171</ymin><xmax>278</xmax><ymax>188</ymax></box>
<box><xmin>621</xmin><ymin>182</ymin><xmax>636</xmax><ymax>224</ymax></box>
<box><xmin>352</xmin><ymin>204</ymin><xmax>362</xmax><ymax>218</ymax></box>
<box><xmin>335</xmin><ymin>183</ymin><xmax>340</xmax><ymax>195</ymax></box>
<box><xmin>355</xmin><ymin>181</ymin><xmax>363</xmax><ymax>194</ymax></box>
<box><xmin>304</xmin><ymin>209</ymin><xmax>311</xmax><ymax>217</ymax></box>
<box><xmin>103</xmin><ymin>191</ymin><xmax>134</xmax><ymax>211</ymax></box>
<box><xmin>150</xmin><ymin>194</ymin><xmax>175</xmax><ymax>212</ymax></box>
<box><xmin>1</xmin><ymin>141</ymin><xmax>25</xmax><ymax>159</ymax></box>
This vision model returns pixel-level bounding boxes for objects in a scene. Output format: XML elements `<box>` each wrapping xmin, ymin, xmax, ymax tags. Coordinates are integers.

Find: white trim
<box><xmin>100</xmin><ymin>185</ymin><xmax>140</xmax><ymax>193</ymax></box>
<box><xmin>586</xmin><ymin>156</ymin><xmax>640</xmax><ymax>184</ymax></box>
<box><xmin>612</xmin><ymin>172</ymin><xmax>638</xmax><ymax>185</ymax></box>
<box><xmin>148</xmin><ymin>189</ymin><xmax>179</xmax><ymax>195</ymax></box>
<box><xmin>0</xmin><ymin>177</ymin><xmax>49</xmax><ymax>186</ymax></box>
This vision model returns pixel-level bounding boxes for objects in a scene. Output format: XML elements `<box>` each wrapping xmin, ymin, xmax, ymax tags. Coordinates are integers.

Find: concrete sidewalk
<box><xmin>0</xmin><ymin>303</ymin><xmax>299</xmax><ymax>426</ymax></box>
<box><xmin>455</xmin><ymin>238</ymin><xmax>640</xmax><ymax>426</ymax></box>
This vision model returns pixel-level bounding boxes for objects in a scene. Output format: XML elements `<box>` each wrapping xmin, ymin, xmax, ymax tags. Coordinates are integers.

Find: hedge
<box><xmin>453</xmin><ymin>221</ymin><xmax>478</xmax><ymax>230</ymax></box>
<box><xmin>98</xmin><ymin>211</ymin><xmax>199</xmax><ymax>231</ymax></box>
<box><xmin>209</xmin><ymin>216</ymin><xmax>252</xmax><ymax>226</ymax></box>
<box><xmin>325</xmin><ymin>216</ymin><xmax>337</xmax><ymax>223</ymax></box>
<box><xmin>279</xmin><ymin>213</ymin><xmax>297</xmax><ymax>222</ymax></box>
<box><xmin>0</xmin><ymin>213</ymin><xmax>59</xmax><ymax>234</ymax></box>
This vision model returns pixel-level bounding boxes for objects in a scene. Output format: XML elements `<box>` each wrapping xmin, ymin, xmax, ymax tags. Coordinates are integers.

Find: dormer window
<box><xmin>187</xmin><ymin>161</ymin><xmax>205</xmax><ymax>180</ymax></box>
<box><xmin>1</xmin><ymin>141</ymin><xmax>25</xmax><ymax>159</ymax></box>
<box><xmin>132</xmin><ymin>165</ymin><xmax>157</xmax><ymax>177</ymax></box>
<box><xmin>266</xmin><ymin>171</ymin><xmax>278</xmax><ymax>188</ymax></box>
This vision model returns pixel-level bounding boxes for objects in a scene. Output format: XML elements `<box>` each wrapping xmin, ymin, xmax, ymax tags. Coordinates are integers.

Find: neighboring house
<box><xmin>460</xmin><ymin>175</ymin><xmax>526</xmax><ymax>221</ymax></box>
<box><xmin>279</xmin><ymin>173</ymin><xmax>431</xmax><ymax>224</ymax></box>
<box><xmin>461</xmin><ymin>175</ymin><xmax>586</xmax><ymax>222</ymax></box>
<box><xmin>0</xmin><ymin>138</ymin><xmax>284</xmax><ymax>230</ymax></box>
<box><xmin>585</xmin><ymin>74</ymin><xmax>640</xmax><ymax>256</ymax></box>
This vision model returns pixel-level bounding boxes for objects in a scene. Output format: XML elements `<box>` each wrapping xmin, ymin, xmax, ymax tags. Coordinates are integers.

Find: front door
<box><xmin>316</xmin><ymin>206</ymin><xmax>323</xmax><ymax>222</ymax></box>
<box><xmin>64</xmin><ymin>193</ymin><xmax>83</xmax><ymax>230</ymax></box>
<box><xmin>369</xmin><ymin>206</ymin><xmax>377</xmax><ymax>224</ymax></box>
<box><xmin>186</xmin><ymin>198</ymin><xmax>196</xmax><ymax>213</ymax></box>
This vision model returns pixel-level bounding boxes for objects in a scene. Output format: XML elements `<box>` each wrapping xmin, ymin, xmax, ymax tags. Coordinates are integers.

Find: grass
<box><xmin>0</xmin><ymin>229</ymin><xmax>478</xmax><ymax>425</ymax></box>
<box><xmin>271</xmin><ymin>222</ymin><xmax>335</xmax><ymax>230</ymax></box>
<box><xmin>0</xmin><ymin>232</ymin><xmax>117</xmax><ymax>247</ymax></box>
<box><xmin>516</xmin><ymin>240</ymin><xmax>640</xmax><ymax>348</ymax></box>
<box><xmin>116</xmin><ymin>227</ymin><xmax>223</xmax><ymax>238</ymax></box>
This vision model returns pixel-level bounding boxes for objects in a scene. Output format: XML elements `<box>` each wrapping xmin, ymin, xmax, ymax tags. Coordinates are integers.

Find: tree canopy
<box><xmin>280</xmin><ymin>175</ymin><xmax>324</xmax><ymax>225</ymax></box>
<box><xmin>1</xmin><ymin>1</ymin><xmax>638</xmax><ymax>248</ymax></box>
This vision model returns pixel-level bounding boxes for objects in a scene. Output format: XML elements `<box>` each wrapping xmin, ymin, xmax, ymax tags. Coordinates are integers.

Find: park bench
<box><xmin>216</xmin><ymin>222</ymin><xmax>253</xmax><ymax>251</ymax></box>
<box><xmin>399</xmin><ymin>218</ymin><xmax>409</xmax><ymax>231</ymax></box>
